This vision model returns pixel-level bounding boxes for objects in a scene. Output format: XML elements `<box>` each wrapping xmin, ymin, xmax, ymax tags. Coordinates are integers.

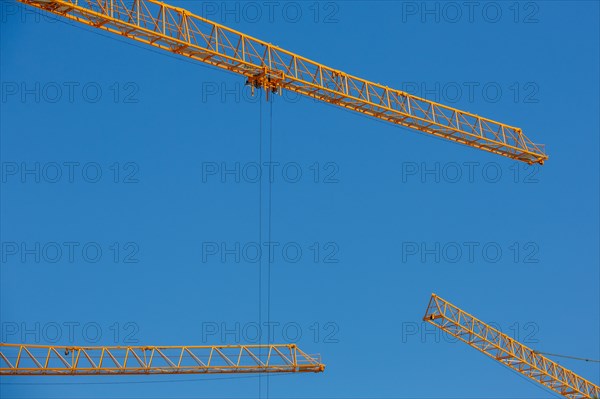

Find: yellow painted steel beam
<box><xmin>0</xmin><ymin>343</ymin><xmax>324</xmax><ymax>376</ymax></box>
<box><xmin>19</xmin><ymin>0</ymin><xmax>547</xmax><ymax>164</ymax></box>
<box><xmin>424</xmin><ymin>294</ymin><xmax>599</xmax><ymax>399</ymax></box>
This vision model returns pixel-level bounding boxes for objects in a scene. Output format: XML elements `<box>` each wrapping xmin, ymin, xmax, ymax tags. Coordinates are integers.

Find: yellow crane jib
<box><xmin>19</xmin><ymin>0</ymin><xmax>548</xmax><ymax>164</ymax></box>
<box><xmin>0</xmin><ymin>343</ymin><xmax>325</xmax><ymax>376</ymax></box>
<box><xmin>423</xmin><ymin>294</ymin><xmax>600</xmax><ymax>399</ymax></box>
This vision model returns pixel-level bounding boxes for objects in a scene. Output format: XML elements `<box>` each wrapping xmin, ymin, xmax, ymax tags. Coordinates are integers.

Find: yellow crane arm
<box><xmin>424</xmin><ymin>294</ymin><xmax>599</xmax><ymax>399</ymax></box>
<box><xmin>0</xmin><ymin>343</ymin><xmax>324</xmax><ymax>376</ymax></box>
<box><xmin>20</xmin><ymin>0</ymin><xmax>547</xmax><ymax>164</ymax></box>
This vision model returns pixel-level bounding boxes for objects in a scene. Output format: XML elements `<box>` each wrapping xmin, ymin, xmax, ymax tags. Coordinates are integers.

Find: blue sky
<box><xmin>1</xmin><ymin>0</ymin><xmax>599</xmax><ymax>398</ymax></box>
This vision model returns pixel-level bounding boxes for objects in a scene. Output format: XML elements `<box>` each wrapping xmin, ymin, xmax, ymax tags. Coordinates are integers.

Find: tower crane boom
<box><xmin>424</xmin><ymin>294</ymin><xmax>599</xmax><ymax>399</ymax></box>
<box><xmin>19</xmin><ymin>0</ymin><xmax>547</xmax><ymax>164</ymax></box>
<box><xmin>0</xmin><ymin>343</ymin><xmax>324</xmax><ymax>376</ymax></box>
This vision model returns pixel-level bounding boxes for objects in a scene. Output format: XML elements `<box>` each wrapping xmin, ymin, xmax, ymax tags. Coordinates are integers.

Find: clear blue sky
<box><xmin>1</xmin><ymin>1</ymin><xmax>599</xmax><ymax>398</ymax></box>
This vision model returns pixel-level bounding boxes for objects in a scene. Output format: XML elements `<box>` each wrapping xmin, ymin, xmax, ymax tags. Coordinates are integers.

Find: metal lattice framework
<box><xmin>0</xmin><ymin>343</ymin><xmax>324</xmax><ymax>376</ymax></box>
<box><xmin>424</xmin><ymin>294</ymin><xmax>599</xmax><ymax>399</ymax></box>
<box><xmin>20</xmin><ymin>0</ymin><xmax>547</xmax><ymax>164</ymax></box>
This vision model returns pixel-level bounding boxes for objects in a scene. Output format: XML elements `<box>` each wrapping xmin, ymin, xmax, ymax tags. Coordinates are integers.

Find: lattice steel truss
<box><xmin>424</xmin><ymin>294</ymin><xmax>599</xmax><ymax>399</ymax></box>
<box><xmin>19</xmin><ymin>0</ymin><xmax>547</xmax><ymax>164</ymax></box>
<box><xmin>0</xmin><ymin>343</ymin><xmax>324</xmax><ymax>376</ymax></box>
